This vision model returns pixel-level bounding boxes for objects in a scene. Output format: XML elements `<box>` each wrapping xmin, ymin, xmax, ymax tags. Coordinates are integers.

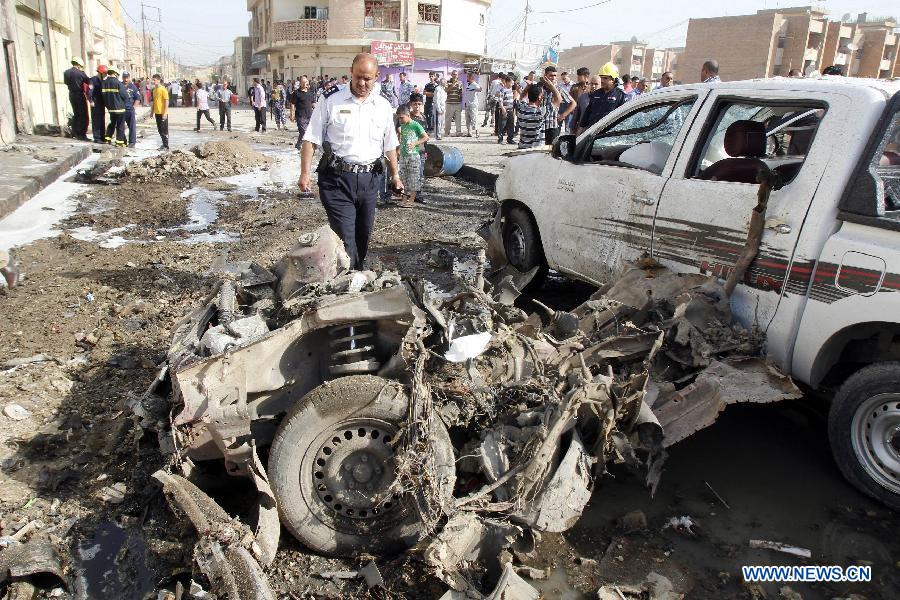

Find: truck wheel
<box><xmin>502</xmin><ymin>206</ymin><xmax>546</xmax><ymax>277</ymax></box>
<box><xmin>828</xmin><ymin>362</ymin><xmax>900</xmax><ymax>510</ymax></box>
<box><xmin>269</xmin><ymin>375</ymin><xmax>455</xmax><ymax>556</ymax></box>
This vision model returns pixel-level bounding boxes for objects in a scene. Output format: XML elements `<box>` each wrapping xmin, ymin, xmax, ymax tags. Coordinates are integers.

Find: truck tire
<box><xmin>502</xmin><ymin>206</ymin><xmax>546</xmax><ymax>278</ymax></box>
<box><xmin>828</xmin><ymin>362</ymin><xmax>900</xmax><ymax>510</ymax></box>
<box><xmin>269</xmin><ymin>375</ymin><xmax>455</xmax><ymax>556</ymax></box>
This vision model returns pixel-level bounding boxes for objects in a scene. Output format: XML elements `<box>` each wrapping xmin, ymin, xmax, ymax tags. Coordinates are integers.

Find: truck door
<box><xmin>652</xmin><ymin>91</ymin><xmax>838</xmax><ymax>365</ymax></box>
<box><xmin>549</xmin><ymin>93</ymin><xmax>701</xmax><ymax>283</ymax></box>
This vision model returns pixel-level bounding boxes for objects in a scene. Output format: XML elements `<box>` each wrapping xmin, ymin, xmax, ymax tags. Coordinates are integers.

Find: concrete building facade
<box><xmin>680</xmin><ymin>6</ymin><xmax>899</xmax><ymax>83</ymax></box>
<box><xmin>558</xmin><ymin>41</ymin><xmax>682</xmax><ymax>83</ymax></box>
<box><xmin>246</xmin><ymin>0</ymin><xmax>490</xmax><ymax>89</ymax></box>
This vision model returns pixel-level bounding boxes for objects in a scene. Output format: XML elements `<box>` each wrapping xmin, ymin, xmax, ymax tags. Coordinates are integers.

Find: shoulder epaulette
<box><xmin>323</xmin><ymin>86</ymin><xmax>340</xmax><ymax>99</ymax></box>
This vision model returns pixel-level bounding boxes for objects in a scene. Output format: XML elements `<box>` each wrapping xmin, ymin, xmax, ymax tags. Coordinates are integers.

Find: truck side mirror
<box><xmin>551</xmin><ymin>134</ymin><xmax>576</xmax><ymax>161</ymax></box>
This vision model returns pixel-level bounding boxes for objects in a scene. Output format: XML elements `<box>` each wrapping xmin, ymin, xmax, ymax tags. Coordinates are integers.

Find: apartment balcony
<box><xmin>804</xmin><ymin>47</ymin><xmax>820</xmax><ymax>61</ymax></box>
<box><xmin>274</xmin><ymin>19</ymin><xmax>328</xmax><ymax>44</ymax></box>
<box><xmin>834</xmin><ymin>52</ymin><xmax>848</xmax><ymax>65</ymax></box>
<box><xmin>882</xmin><ymin>59</ymin><xmax>893</xmax><ymax>71</ymax></box>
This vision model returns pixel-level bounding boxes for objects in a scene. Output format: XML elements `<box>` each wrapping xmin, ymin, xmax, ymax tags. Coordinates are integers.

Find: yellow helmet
<box><xmin>598</xmin><ymin>62</ymin><xmax>619</xmax><ymax>79</ymax></box>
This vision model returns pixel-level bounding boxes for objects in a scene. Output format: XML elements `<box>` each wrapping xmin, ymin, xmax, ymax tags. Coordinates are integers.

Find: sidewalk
<box><xmin>0</xmin><ymin>135</ymin><xmax>94</xmax><ymax>220</ymax></box>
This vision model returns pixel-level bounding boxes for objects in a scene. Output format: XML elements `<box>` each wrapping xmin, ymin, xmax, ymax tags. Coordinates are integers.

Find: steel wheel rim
<box><xmin>851</xmin><ymin>392</ymin><xmax>900</xmax><ymax>494</ymax></box>
<box><xmin>301</xmin><ymin>417</ymin><xmax>408</xmax><ymax>534</ymax></box>
<box><xmin>506</xmin><ymin>223</ymin><xmax>527</xmax><ymax>268</ymax></box>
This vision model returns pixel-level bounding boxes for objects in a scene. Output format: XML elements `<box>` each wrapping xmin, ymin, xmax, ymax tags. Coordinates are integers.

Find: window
<box><xmin>588</xmin><ymin>100</ymin><xmax>696</xmax><ymax>174</ymax></box>
<box><xmin>365</xmin><ymin>1</ymin><xmax>401</xmax><ymax>29</ymax></box>
<box><xmin>418</xmin><ymin>2</ymin><xmax>441</xmax><ymax>24</ymax></box>
<box><xmin>841</xmin><ymin>106</ymin><xmax>900</xmax><ymax>219</ymax></box>
<box><xmin>304</xmin><ymin>6</ymin><xmax>328</xmax><ymax>19</ymax></box>
<box><xmin>690</xmin><ymin>101</ymin><xmax>826</xmax><ymax>185</ymax></box>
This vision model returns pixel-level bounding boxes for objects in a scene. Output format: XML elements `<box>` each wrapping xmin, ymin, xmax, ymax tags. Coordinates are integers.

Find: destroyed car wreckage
<box><xmin>134</xmin><ymin>224</ymin><xmax>801</xmax><ymax>598</ymax></box>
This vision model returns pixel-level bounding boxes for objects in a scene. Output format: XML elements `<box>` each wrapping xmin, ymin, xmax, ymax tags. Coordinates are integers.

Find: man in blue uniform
<box><xmin>63</xmin><ymin>57</ymin><xmax>90</xmax><ymax>141</ymax></box>
<box><xmin>298</xmin><ymin>53</ymin><xmax>403</xmax><ymax>270</ymax></box>
<box><xmin>121</xmin><ymin>71</ymin><xmax>140</xmax><ymax>147</ymax></box>
<box><xmin>89</xmin><ymin>65</ymin><xmax>107</xmax><ymax>143</ymax></box>
<box><xmin>579</xmin><ymin>63</ymin><xmax>627</xmax><ymax>132</ymax></box>
<box><xmin>102</xmin><ymin>67</ymin><xmax>128</xmax><ymax>147</ymax></box>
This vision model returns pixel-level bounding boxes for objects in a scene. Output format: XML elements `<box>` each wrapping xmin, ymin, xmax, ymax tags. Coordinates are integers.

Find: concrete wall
<box><xmin>0</xmin><ymin>0</ymin><xmax>27</xmax><ymax>139</ymax></box>
<box><xmin>681</xmin><ymin>12</ymin><xmax>780</xmax><ymax>83</ymax></box>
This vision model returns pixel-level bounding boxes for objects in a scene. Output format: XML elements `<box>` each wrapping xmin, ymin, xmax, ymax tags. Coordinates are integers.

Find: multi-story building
<box><xmin>558</xmin><ymin>41</ymin><xmax>681</xmax><ymax>82</ymax></box>
<box><xmin>680</xmin><ymin>6</ymin><xmax>899</xmax><ymax>83</ymax></box>
<box><xmin>245</xmin><ymin>0</ymin><xmax>490</xmax><ymax>88</ymax></box>
<box><xmin>233</xmin><ymin>36</ymin><xmax>255</xmax><ymax>95</ymax></box>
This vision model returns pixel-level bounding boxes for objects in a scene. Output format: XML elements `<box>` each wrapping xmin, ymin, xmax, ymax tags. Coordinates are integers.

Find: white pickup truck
<box><xmin>493</xmin><ymin>77</ymin><xmax>900</xmax><ymax>508</ymax></box>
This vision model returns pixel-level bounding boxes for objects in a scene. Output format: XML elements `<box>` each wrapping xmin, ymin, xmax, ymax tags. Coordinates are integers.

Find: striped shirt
<box><xmin>516</xmin><ymin>101</ymin><xmax>546</xmax><ymax>148</ymax></box>
<box><xmin>543</xmin><ymin>85</ymin><xmax>572</xmax><ymax>129</ymax></box>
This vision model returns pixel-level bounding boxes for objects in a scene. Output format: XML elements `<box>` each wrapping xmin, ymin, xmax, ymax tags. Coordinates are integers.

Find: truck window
<box><xmin>690</xmin><ymin>101</ymin><xmax>825</xmax><ymax>186</ymax></box>
<box><xmin>588</xmin><ymin>99</ymin><xmax>695</xmax><ymax>174</ymax></box>
<box><xmin>876</xmin><ymin>114</ymin><xmax>900</xmax><ymax>214</ymax></box>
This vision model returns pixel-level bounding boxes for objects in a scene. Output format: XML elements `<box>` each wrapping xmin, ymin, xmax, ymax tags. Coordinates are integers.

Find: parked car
<box><xmin>493</xmin><ymin>77</ymin><xmax>900</xmax><ymax>509</ymax></box>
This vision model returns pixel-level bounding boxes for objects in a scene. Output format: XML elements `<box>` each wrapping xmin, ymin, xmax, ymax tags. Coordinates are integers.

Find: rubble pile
<box><xmin>133</xmin><ymin>226</ymin><xmax>800</xmax><ymax>599</ymax></box>
<box><xmin>124</xmin><ymin>140</ymin><xmax>271</xmax><ymax>182</ymax></box>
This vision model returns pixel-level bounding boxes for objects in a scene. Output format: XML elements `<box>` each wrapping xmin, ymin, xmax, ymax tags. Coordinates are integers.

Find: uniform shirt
<box><xmin>90</xmin><ymin>75</ymin><xmax>105</xmax><ymax>105</ymax></box>
<box><xmin>516</xmin><ymin>102</ymin><xmax>546</xmax><ymax>148</ymax></box>
<box><xmin>303</xmin><ymin>87</ymin><xmax>399</xmax><ymax>164</ymax></box>
<box><xmin>445</xmin><ymin>79</ymin><xmax>462</xmax><ymax>103</ymax></box>
<box><xmin>579</xmin><ymin>87</ymin><xmax>627</xmax><ymax>130</ymax></box>
<box><xmin>123</xmin><ymin>82</ymin><xmax>140</xmax><ymax>111</ymax></box>
<box><xmin>152</xmin><ymin>85</ymin><xmax>169</xmax><ymax>115</ymax></box>
<box><xmin>196</xmin><ymin>88</ymin><xmax>210</xmax><ymax>111</ymax></box>
<box><xmin>63</xmin><ymin>67</ymin><xmax>89</xmax><ymax>96</ymax></box>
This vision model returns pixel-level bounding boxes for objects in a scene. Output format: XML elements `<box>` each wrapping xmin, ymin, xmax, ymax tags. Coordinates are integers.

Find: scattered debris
<box><xmin>618</xmin><ymin>510</ymin><xmax>649</xmax><ymax>532</ymax></box>
<box><xmin>3</xmin><ymin>404</ymin><xmax>31</xmax><ymax>421</ymax></box>
<box><xmin>0</xmin><ymin>537</ymin><xmax>69</xmax><ymax>591</ymax></box>
<box><xmin>663</xmin><ymin>516</ymin><xmax>701</xmax><ymax>537</ymax></box>
<box><xmin>1</xmin><ymin>354</ymin><xmax>50</xmax><ymax>369</ymax></box>
<box><xmin>124</xmin><ymin>141</ymin><xmax>272</xmax><ymax>182</ymax></box>
<box><xmin>96</xmin><ymin>482</ymin><xmax>127</xmax><ymax>504</ymax></box>
<box><xmin>359</xmin><ymin>561</ymin><xmax>384</xmax><ymax>589</ymax></box>
<box><xmin>749</xmin><ymin>539</ymin><xmax>812</xmax><ymax>558</ymax></box>
<box><xmin>705</xmin><ymin>480</ymin><xmax>731</xmax><ymax>509</ymax></box>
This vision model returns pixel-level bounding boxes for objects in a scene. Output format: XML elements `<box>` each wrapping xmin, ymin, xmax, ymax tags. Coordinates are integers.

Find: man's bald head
<box><xmin>350</xmin><ymin>53</ymin><xmax>379</xmax><ymax>98</ymax></box>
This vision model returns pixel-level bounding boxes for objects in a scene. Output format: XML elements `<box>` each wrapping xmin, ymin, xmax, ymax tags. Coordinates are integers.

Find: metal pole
<box><xmin>38</xmin><ymin>0</ymin><xmax>59</xmax><ymax>126</ymax></box>
<box><xmin>141</xmin><ymin>4</ymin><xmax>149</xmax><ymax>75</ymax></box>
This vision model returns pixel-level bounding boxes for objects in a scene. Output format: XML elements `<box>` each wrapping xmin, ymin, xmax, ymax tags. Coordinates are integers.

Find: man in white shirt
<box><xmin>217</xmin><ymin>79</ymin><xmax>233</xmax><ymax>131</ymax></box>
<box><xmin>483</xmin><ymin>76</ymin><xmax>502</xmax><ymax>129</ymax></box>
<box><xmin>194</xmin><ymin>83</ymin><xmax>216</xmax><ymax>131</ymax></box>
<box><xmin>463</xmin><ymin>72</ymin><xmax>482</xmax><ymax>138</ymax></box>
<box><xmin>252</xmin><ymin>77</ymin><xmax>267</xmax><ymax>132</ymax></box>
<box><xmin>168</xmin><ymin>80</ymin><xmax>180</xmax><ymax>108</ymax></box>
<box><xmin>299</xmin><ymin>53</ymin><xmax>402</xmax><ymax>269</ymax></box>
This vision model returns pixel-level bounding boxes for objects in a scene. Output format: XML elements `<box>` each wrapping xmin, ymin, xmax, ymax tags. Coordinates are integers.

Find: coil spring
<box><xmin>218</xmin><ymin>282</ymin><xmax>236</xmax><ymax>326</ymax></box>
<box><xmin>329</xmin><ymin>322</ymin><xmax>380</xmax><ymax>376</ymax></box>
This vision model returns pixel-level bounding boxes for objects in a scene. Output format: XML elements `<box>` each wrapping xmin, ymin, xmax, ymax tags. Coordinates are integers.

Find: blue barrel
<box><xmin>424</xmin><ymin>145</ymin><xmax>464</xmax><ymax>177</ymax></box>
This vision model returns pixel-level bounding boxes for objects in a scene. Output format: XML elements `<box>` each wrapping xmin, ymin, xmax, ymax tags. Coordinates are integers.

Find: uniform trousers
<box><xmin>69</xmin><ymin>92</ymin><xmax>89</xmax><ymax>138</ymax></box>
<box><xmin>91</xmin><ymin>104</ymin><xmax>106</xmax><ymax>142</ymax></box>
<box><xmin>318</xmin><ymin>170</ymin><xmax>378</xmax><ymax>270</ymax></box>
<box><xmin>124</xmin><ymin>110</ymin><xmax>137</xmax><ymax>146</ymax></box>
<box><xmin>218</xmin><ymin>102</ymin><xmax>232</xmax><ymax>130</ymax></box>
<box><xmin>444</xmin><ymin>102</ymin><xmax>462</xmax><ymax>136</ymax></box>
<box><xmin>105</xmin><ymin>112</ymin><xmax>126</xmax><ymax>145</ymax></box>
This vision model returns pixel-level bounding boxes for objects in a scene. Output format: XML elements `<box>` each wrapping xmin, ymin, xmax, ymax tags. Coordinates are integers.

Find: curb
<box><xmin>454</xmin><ymin>165</ymin><xmax>498</xmax><ymax>191</ymax></box>
<box><xmin>0</xmin><ymin>144</ymin><xmax>92</xmax><ymax>220</ymax></box>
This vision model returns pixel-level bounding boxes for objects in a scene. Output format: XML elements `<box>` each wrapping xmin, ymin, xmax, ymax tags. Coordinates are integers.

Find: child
<box><xmin>396</xmin><ymin>105</ymin><xmax>429</xmax><ymax>208</ymax></box>
<box><xmin>408</xmin><ymin>93</ymin><xmax>428</xmax><ymax>204</ymax></box>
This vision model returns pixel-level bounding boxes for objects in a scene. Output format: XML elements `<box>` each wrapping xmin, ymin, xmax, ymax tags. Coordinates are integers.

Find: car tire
<box><xmin>269</xmin><ymin>375</ymin><xmax>455</xmax><ymax>556</ymax></box>
<box><xmin>828</xmin><ymin>362</ymin><xmax>900</xmax><ymax>510</ymax></box>
<box><xmin>502</xmin><ymin>206</ymin><xmax>547</xmax><ymax>279</ymax></box>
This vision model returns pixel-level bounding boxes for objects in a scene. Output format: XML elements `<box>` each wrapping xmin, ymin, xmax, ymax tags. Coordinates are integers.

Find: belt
<box><xmin>335</xmin><ymin>159</ymin><xmax>379</xmax><ymax>173</ymax></box>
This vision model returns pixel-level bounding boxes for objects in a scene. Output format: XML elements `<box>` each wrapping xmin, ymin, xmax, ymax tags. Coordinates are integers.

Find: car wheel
<box><xmin>269</xmin><ymin>375</ymin><xmax>455</xmax><ymax>556</ymax></box>
<box><xmin>828</xmin><ymin>362</ymin><xmax>900</xmax><ymax>510</ymax></box>
<box><xmin>502</xmin><ymin>206</ymin><xmax>547</xmax><ymax>277</ymax></box>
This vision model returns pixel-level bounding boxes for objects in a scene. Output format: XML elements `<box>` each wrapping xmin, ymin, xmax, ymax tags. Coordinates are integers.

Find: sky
<box><xmin>120</xmin><ymin>1</ymin><xmax>899</xmax><ymax>66</ymax></box>
<box><xmin>120</xmin><ymin>0</ymin><xmax>250</xmax><ymax>66</ymax></box>
<box><xmin>487</xmin><ymin>0</ymin><xmax>900</xmax><ymax>56</ymax></box>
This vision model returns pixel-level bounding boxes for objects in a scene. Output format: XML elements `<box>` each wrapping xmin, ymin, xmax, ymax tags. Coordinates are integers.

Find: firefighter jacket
<box><xmin>102</xmin><ymin>76</ymin><xmax>128</xmax><ymax>114</ymax></box>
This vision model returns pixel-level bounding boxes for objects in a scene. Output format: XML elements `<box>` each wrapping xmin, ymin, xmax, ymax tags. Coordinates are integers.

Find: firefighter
<box><xmin>102</xmin><ymin>67</ymin><xmax>128</xmax><ymax>147</ymax></box>
<box><xmin>89</xmin><ymin>65</ymin><xmax>107</xmax><ymax>143</ymax></box>
<box><xmin>63</xmin><ymin>57</ymin><xmax>90</xmax><ymax>140</ymax></box>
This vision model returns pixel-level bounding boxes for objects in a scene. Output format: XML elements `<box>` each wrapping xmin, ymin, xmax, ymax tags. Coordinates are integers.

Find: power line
<box><xmin>532</xmin><ymin>0</ymin><xmax>613</xmax><ymax>15</ymax></box>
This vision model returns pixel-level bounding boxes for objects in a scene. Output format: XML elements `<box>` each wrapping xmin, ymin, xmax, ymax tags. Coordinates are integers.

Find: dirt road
<box><xmin>0</xmin><ymin>105</ymin><xmax>897</xmax><ymax>599</ymax></box>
